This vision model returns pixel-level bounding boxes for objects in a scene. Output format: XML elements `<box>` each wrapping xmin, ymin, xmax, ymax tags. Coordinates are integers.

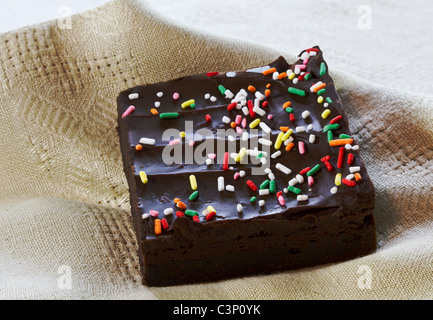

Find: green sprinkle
<box><xmin>260</xmin><ymin>180</ymin><xmax>270</xmax><ymax>190</ymax></box>
<box><xmin>327</xmin><ymin>130</ymin><xmax>334</xmax><ymax>142</ymax></box>
<box><xmin>306</xmin><ymin>164</ymin><xmax>321</xmax><ymax>177</ymax></box>
<box><xmin>326</xmin><ymin>97</ymin><xmax>333</xmax><ymax>104</ymax></box>
<box><xmin>285</xmin><ymin>107</ymin><xmax>294</xmax><ymax>114</ymax></box>
<box><xmin>255</xmin><ymin>152</ymin><xmax>263</xmax><ymax>159</ymax></box>
<box><xmin>185</xmin><ymin>209</ymin><xmax>199</xmax><ymax>217</ymax></box>
<box><xmin>189</xmin><ymin>191</ymin><xmax>199</xmax><ymax>202</ymax></box>
<box><xmin>288</xmin><ymin>87</ymin><xmax>306</xmax><ymax>97</ymax></box>
<box><xmin>320</xmin><ymin>62</ymin><xmax>327</xmax><ymax>76</ymax></box>
<box><xmin>317</xmin><ymin>88</ymin><xmax>326</xmax><ymax>96</ymax></box>
<box><xmin>340</xmin><ymin>133</ymin><xmax>352</xmax><ymax>139</ymax></box>
<box><xmin>190</xmin><ymin>103</ymin><xmax>196</xmax><ymax>109</ymax></box>
<box><xmin>269</xmin><ymin>180</ymin><xmax>276</xmax><ymax>194</ymax></box>
<box><xmin>323</xmin><ymin>124</ymin><xmax>340</xmax><ymax>133</ymax></box>
<box><xmin>160</xmin><ymin>113</ymin><xmax>180</xmax><ymax>119</ymax></box>
<box><xmin>218</xmin><ymin>85</ymin><xmax>227</xmax><ymax>95</ymax></box>
<box><xmin>304</xmin><ymin>73</ymin><xmax>312</xmax><ymax>80</ymax></box>
<box><xmin>288</xmin><ymin>185</ymin><xmax>301</xmax><ymax>195</ymax></box>
<box><xmin>250</xmin><ymin>196</ymin><xmax>257</xmax><ymax>203</ymax></box>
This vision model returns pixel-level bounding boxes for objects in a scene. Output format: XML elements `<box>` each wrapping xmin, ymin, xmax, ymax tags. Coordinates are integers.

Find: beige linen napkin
<box><xmin>0</xmin><ymin>0</ymin><xmax>432</xmax><ymax>300</ymax></box>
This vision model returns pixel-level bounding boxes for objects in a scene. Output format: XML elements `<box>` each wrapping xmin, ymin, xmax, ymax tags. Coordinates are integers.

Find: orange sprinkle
<box><xmin>154</xmin><ymin>219</ymin><xmax>162</xmax><ymax>235</ymax></box>
<box><xmin>265</xmin><ymin>89</ymin><xmax>271</xmax><ymax>98</ymax></box>
<box><xmin>277</xmin><ymin>72</ymin><xmax>288</xmax><ymax>80</ymax></box>
<box><xmin>329</xmin><ymin>138</ymin><xmax>354</xmax><ymax>147</ymax></box>
<box><xmin>150</xmin><ymin>108</ymin><xmax>159</xmax><ymax>115</ymax></box>
<box><xmin>230</xmin><ymin>122</ymin><xmax>237</xmax><ymax>128</ymax></box>
<box><xmin>173</xmin><ymin>198</ymin><xmax>180</xmax><ymax>204</ymax></box>
<box><xmin>262</xmin><ymin>67</ymin><xmax>276</xmax><ymax>76</ymax></box>
<box><xmin>135</xmin><ymin>144</ymin><xmax>143</xmax><ymax>151</ymax></box>
<box><xmin>283</xmin><ymin>101</ymin><xmax>292</xmax><ymax>109</ymax></box>
<box><xmin>177</xmin><ymin>201</ymin><xmax>187</xmax><ymax>210</ymax></box>
<box><xmin>266</xmin><ymin>83</ymin><xmax>271</xmax><ymax>89</ymax></box>
<box><xmin>354</xmin><ymin>173</ymin><xmax>362</xmax><ymax>181</ymax></box>
<box><xmin>280</xmin><ymin>126</ymin><xmax>290</xmax><ymax>132</ymax></box>
<box><xmin>314</xmin><ymin>83</ymin><xmax>327</xmax><ymax>93</ymax></box>
<box><xmin>248</xmin><ymin>85</ymin><xmax>256</xmax><ymax>93</ymax></box>
<box><xmin>285</xmin><ymin>142</ymin><xmax>295</xmax><ymax>152</ymax></box>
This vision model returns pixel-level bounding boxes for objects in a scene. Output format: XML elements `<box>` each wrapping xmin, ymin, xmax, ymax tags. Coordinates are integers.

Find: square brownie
<box><xmin>117</xmin><ymin>46</ymin><xmax>376</xmax><ymax>286</ymax></box>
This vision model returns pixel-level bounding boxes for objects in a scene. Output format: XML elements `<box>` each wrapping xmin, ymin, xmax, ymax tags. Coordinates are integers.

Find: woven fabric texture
<box><xmin>0</xmin><ymin>0</ymin><xmax>432</xmax><ymax>300</ymax></box>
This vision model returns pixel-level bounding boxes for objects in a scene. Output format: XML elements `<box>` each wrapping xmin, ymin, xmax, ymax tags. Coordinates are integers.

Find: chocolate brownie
<box><xmin>116</xmin><ymin>46</ymin><xmax>376</xmax><ymax>287</ymax></box>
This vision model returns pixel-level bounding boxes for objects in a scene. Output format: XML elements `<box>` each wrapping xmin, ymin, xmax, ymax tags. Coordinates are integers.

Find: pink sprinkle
<box><xmin>234</xmin><ymin>172</ymin><xmax>240</xmax><ymax>180</ymax></box>
<box><xmin>169</xmin><ymin>139</ymin><xmax>181</xmax><ymax>146</ymax></box>
<box><xmin>241</xmin><ymin>117</ymin><xmax>247</xmax><ymax>128</ymax></box>
<box><xmin>296</xmin><ymin>64</ymin><xmax>306</xmax><ymax>70</ymax></box>
<box><xmin>299</xmin><ymin>141</ymin><xmax>305</xmax><ymax>154</ymax></box>
<box><xmin>189</xmin><ymin>141</ymin><xmax>195</xmax><ymax>147</ymax></box>
<box><xmin>303</xmin><ymin>58</ymin><xmax>309</xmax><ymax>65</ymax></box>
<box><xmin>208</xmin><ymin>153</ymin><xmax>217</xmax><ymax>160</ymax></box>
<box><xmin>149</xmin><ymin>210</ymin><xmax>159</xmax><ymax>217</ymax></box>
<box><xmin>308</xmin><ymin>176</ymin><xmax>314</xmax><ymax>186</ymax></box>
<box><xmin>267</xmin><ymin>114</ymin><xmax>273</xmax><ymax>120</ymax></box>
<box><xmin>235</xmin><ymin>115</ymin><xmax>242</xmax><ymax>125</ymax></box>
<box><xmin>278</xmin><ymin>195</ymin><xmax>285</xmax><ymax>206</ymax></box>
<box><xmin>122</xmin><ymin>105</ymin><xmax>135</xmax><ymax>118</ymax></box>
<box><xmin>173</xmin><ymin>92</ymin><xmax>180</xmax><ymax>100</ymax></box>
<box><xmin>236</xmin><ymin>126</ymin><xmax>243</xmax><ymax>135</ymax></box>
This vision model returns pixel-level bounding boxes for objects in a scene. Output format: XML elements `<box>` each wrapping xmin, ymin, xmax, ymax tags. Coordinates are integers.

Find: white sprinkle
<box><xmin>331</xmin><ymin>186</ymin><xmax>338</xmax><ymax>194</ymax></box>
<box><xmin>210</xmin><ymin>96</ymin><xmax>217</xmax><ymax>102</ymax></box>
<box><xmin>307</xmin><ymin>124</ymin><xmax>314</xmax><ymax>131</ymax></box>
<box><xmin>271</xmin><ymin>151</ymin><xmax>282</xmax><ymax>159</ymax></box>
<box><xmin>239</xmin><ymin>170</ymin><xmax>246</xmax><ymax>177</ymax></box>
<box><xmin>253</xmin><ymin>99</ymin><xmax>266</xmax><ymax>116</ymax></box>
<box><xmin>228</xmin><ymin>135</ymin><xmax>235</xmax><ymax>142</ymax></box>
<box><xmin>225</xmin><ymin>89</ymin><xmax>234</xmax><ymax>99</ymax></box>
<box><xmin>296</xmin><ymin>174</ymin><xmax>304</xmax><ymax>184</ymax></box>
<box><xmin>229</xmin><ymin>166</ymin><xmax>235</xmax><ymax>170</ymax></box>
<box><xmin>261</xmin><ymin>157</ymin><xmax>267</xmax><ymax>165</ymax></box>
<box><xmin>284</xmin><ymin>137</ymin><xmax>294</xmax><ymax>145</ymax></box>
<box><xmin>345</xmin><ymin>144</ymin><xmax>353</xmax><ymax>150</ymax></box>
<box><xmin>259</xmin><ymin>122</ymin><xmax>272</xmax><ymax>134</ymax></box>
<box><xmin>259</xmin><ymin>189</ymin><xmax>270</xmax><ymax>196</ymax></box>
<box><xmin>142</xmin><ymin>213</ymin><xmax>150</xmax><ymax>220</ymax></box>
<box><xmin>296</xmin><ymin>126</ymin><xmax>306</xmax><ymax>133</ymax></box>
<box><xmin>297</xmin><ymin>195</ymin><xmax>309</xmax><ymax>202</ymax></box>
<box><xmin>346</xmin><ymin>174</ymin><xmax>355</xmax><ymax>180</ymax></box>
<box><xmin>302</xmin><ymin>111</ymin><xmax>311</xmax><ymax>119</ymax></box>
<box><xmin>242</xmin><ymin>106</ymin><xmax>250</xmax><ymax>116</ymax></box>
<box><xmin>301</xmin><ymin>51</ymin><xmax>309</xmax><ymax>60</ymax></box>
<box><xmin>218</xmin><ymin>176</ymin><xmax>225</xmax><ymax>192</ymax></box>
<box><xmin>236</xmin><ymin>103</ymin><xmax>242</xmax><ymax>110</ymax></box>
<box><xmin>156</xmin><ymin>92</ymin><xmax>164</xmax><ymax>98</ymax></box>
<box><xmin>222</xmin><ymin>116</ymin><xmax>231</xmax><ymax>124</ymax></box>
<box><xmin>226</xmin><ymin>185</ymin><xmax>235</xmax><ymax>192</ymax></box>
<box><xmin>255</xmin><ymin>91</ymin><xmax>265</xmax><ymax>101</ymax></box>
<box><xmin>206</xmin><ymin>158</ymin><xmax>213</xmax><ymax>166</ymax></box>
<box><xmin>239</xmin><ymin>89</ymin><xmax>248</xmax><ymax>97</ymax></box>
<box><xmin>283</xmin><ymin>188</ymin><xmax>288</xmax><ymax>194</ymax></box>
<box><xmin>268</xmin><ymin>171</ymin><xmax>275</xmax><ymax>180</ymax></box>
<box><xmin>276</xmin><ymin>163</ymin><xmax>292</xmax><ymax>175</ymax></box>
<box><xmin>310</xmin><ymin>81</ymin><xmax>323</xmax><ymax>92</ymax></box>
<box><xmin>128</xmin><ymin>93</ymin><xmax>139</xmax><ymax>100</ymax></box>
<box><xmin>309</xmin><ymin>51</ymin><xmax>317</xmax><ymax>56</ymax></box>
<box><xmin>349</xmin><ymin>166</ymin><xmax>361</xmax><ymax>173</ymax></box>
<box><xmin>259</xmin><ymin>138</ymin><xmax>272</xmax><ymax>146</ymax></box>
<box><xmin>226</xmin><ymin>71</ymin><xmax>236</xmax><ymax>77</ymax></box>
<box><xmin>205</xmin><ymin>93</ymin><xmax>211</xmax><ymax>100</ymax></box>
<box><xmin>164</xmin><ymin>208</ymin><xmax>174</xmax><ymax>216</ymax></box>
<box><xmin>259</xmin><ymin>200</ymin><xmax>265</xmax><ymax>207</ymax></box>
<box><xmin>289</xmin><ymin>178</ymin><xmax>298</xmax><ymax>186</ymax></box>
<box><xmin>201</xmin><ymin>208</ymin><xmax>209</xmax><ymax>216</ymax></box>
<box><xmin>242</xmin><ymin>132</ymin><xmax>249</xmax><ymax>141</ymax></box>
<box><xmin>139</xmin><ymin>138</ymin><xmax>156</xmax><ymax>145</ymax></box>
<box><xmin>294</xmin><ymin>67</ymin><xmax>301</xmax><ymax>75</ymax></box>
<box><xmin>237</xmin><ymin>204</ymin><xmax>243</xmax><ymax>213</ymax></box>
<box><xmin>292</xmin><ymin>78</ymin><xmax>299</xmax><ymax>85</ymax></box>
<box><xmin>154</xmin><ymin>101</ymin><xmax>161</xmax><ymax>108</ymax></box>
<box><xmin>324</xmin><ymin>102</ymin><xmax>329</xmax><ymax>108</ymax></box>
<box><xmin>352</xmin><ymin>145</ymin><xmax>360</xmax><ymax>151</ymax></box>
<box><xmin>272</xmin><ymin>71</ymin><xmax>279</xmax><ymax>80</ymax></box>
<box><xmin>309</xmin><ymin>134</ymin><xmax>316</xmax><ymax>143</ymax></box>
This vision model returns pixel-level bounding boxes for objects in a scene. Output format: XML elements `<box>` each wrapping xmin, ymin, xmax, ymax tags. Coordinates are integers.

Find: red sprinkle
<box><xmin>337</xmin><ymin>147</ymin><xmax>345</xmax><ymax>169</ymax></box>
<box><xmin>276</xmin><ymin>191</ymin><xmax>283</xmax><ymax>198</ymax></box>
<box><xmin>342</xmin><ymin>178</ymin><xmax>356</xmax><ymax>187</ymax></box>
<box><xmin>289</xmin><ymin>113</ymin><xmax>295</xmax><ymax>122</ymax></box>
<box><xmin>247</xmin><ymin>100</ymin><xmax>256</xmax><ymax>118</ymax></box>
<box><xmin>306</xmin><ymin>48</ymin><xmax>320</xmax><ymax>53</ymax></box>
<box><xmin>176</xmin><ymin>211</ymin><xmax>185</xmax><ymax>218</ymax></box>
<box><xmin>262</xmin><ymin>101</ymin><xmax>269</xmax><ymax>108</ymax></box>
<box><xmin>330</xmin><ymin>115</ymin><xmax>343</xmax><ymax>124</ymax></box>
<box><xmin>324</xmin><ymin>161</ymin><xmax>334</xmax><ymax>172</ymax></box>
<box><xmin>347</xmin><ymin>153</ymin><xmax>354</xmax><ymax>165</ymax></box>
<box><xmin>161</xmin><ymin>218</ymin><xmax>169</xmax><ymax>230</ymax></box>
<box><xmin>206</xmin><ymin>211</ymin><xmax>216</xmax><ymax>221</ymax></box>
<box><xmin>246</xmin><ymin>180</ymin><xmax>258</xmax><ymax>192</ymax></box>
<box><xmin>227</xmin><ymin>102</ymin><xmax>237</xmax><ymax>111</ymax></box>
<box><xmin>205</xmin><ymin>114</ymin><xmax>212</xmax><ymax>122</ymax></box>
<box><xmin>223</xmin><ymin>152</ymin><xmax>229</xmax><ymax>171</ymax></box>
<box><xmin>321</xmin><ymin>155</ymin><xmax>331</xmax><ymax>162</ymax></box>
<box><xmin>193</xmin><ymin>215</ymin><xmax>200</xmax><ymax>222</ymax></box>
<box><xmin>206</xmin><ymin>72</ymin><xmax>219</xmax><ymax>77</ymax></box>
<box><xmin>300</xmin><ymin>167</ymin><xmax>311</xmax><ymax>175</ymax></box>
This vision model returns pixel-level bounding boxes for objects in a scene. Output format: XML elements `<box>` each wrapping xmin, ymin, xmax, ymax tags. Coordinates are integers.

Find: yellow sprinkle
<box><xmin>181</xmin><ymin>99</ymin><xmax>195</xmax><ymax>109</ymax></box>
<box><xmin>249</xmin><ymin>118</ymin><xmax>261</xmax><ymax>129</ymax></box>
<box><xmin>139</xmin><ymin>171</ymin><xmax>148</xmax><ymax>184</ymax></box>
<box><xmin>189</xmin><ymin>174</ymin><xmax>198</xmax><ymax>191</ymax></box>
<box><xmin>321</xmin><ymin>109</ymin><xmax>331</xmax><ymax>119</ymax></box>
<box><xmin>288</xmin><ymin>73</ymin><xmax>296</xmax><ymax>80</ymax></box>
<box><xmin>317</xmin><ymin>96</ymin><xmax>324</xmax><ymax>104</ymax></box>
<box><xmin>207</xmin><ymin>205</ymin><xmax>216</xmax><ymax>214</ymax></box>
<box><xmin>180</xmin><ymin>131</ymin><xmax>186</xmax><ymax>138</ymax></box>
<box><xmin>281</xmin><ymin>129</ymin><xmax>293</xmax><ymax>141</ymax></box>
<box><xmin>335</xmin><ymin>173</ymin><xmax>342</xmax><ymax>186</ymax></box>
<box><xmin>239</xmin><ymin>147</ymin><xmax>247</xmax><ymax>158</ymax></box>
<box><xmin>274</xmin><ymin>132</ymin><xmax>285</xmax><ymax>150</ymax></box>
